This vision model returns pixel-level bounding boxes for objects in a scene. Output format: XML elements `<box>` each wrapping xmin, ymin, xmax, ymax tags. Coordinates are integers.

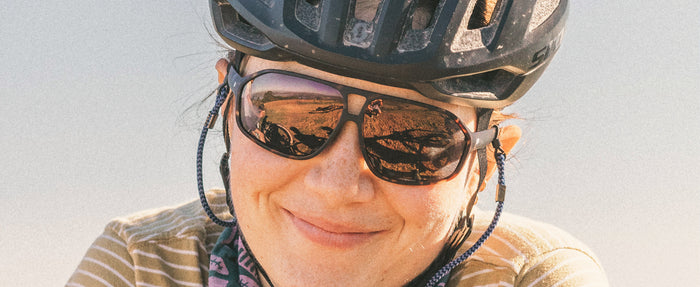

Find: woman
<box><xmin>68</xmin><ymin>0</ymin><xmax>608</xmax><ymax>286</ymax></box>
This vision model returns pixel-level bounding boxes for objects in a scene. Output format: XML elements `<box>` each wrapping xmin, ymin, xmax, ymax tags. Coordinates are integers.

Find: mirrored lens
<box><xmin>239</xmin><ymin>73</ymin><xmax>344</xmax><ymax>156</ymax></box>
<box><xmin>362</xmin><ymin>98</ymin><xmax>468</xmax><ymax>183</ymax></box>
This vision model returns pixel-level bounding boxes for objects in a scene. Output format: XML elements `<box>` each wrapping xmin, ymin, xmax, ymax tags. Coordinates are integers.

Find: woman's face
<box><xmin>227</xmin><ymin>56</ymin><xmax>478</xmax><ymax>286</ymax></box>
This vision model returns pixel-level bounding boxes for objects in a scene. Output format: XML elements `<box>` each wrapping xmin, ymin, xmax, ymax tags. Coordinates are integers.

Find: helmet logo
<box><xmin>530</xmin><ymin>30</ymin><xmax>564</xmax><ymax>69</ymax></box>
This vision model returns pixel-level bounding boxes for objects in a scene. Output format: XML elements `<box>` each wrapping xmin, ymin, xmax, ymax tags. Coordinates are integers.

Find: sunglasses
<box><xmin>225</xmin><ymin>68</ymin><xmax>495</xmax><ymax>185</ymax></box>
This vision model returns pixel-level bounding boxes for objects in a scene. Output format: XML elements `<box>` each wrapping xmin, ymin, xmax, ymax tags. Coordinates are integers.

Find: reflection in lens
<box><xmin>363</xmin><ymin>98</ymin><xmax>467</xmax><ymax>183</ymax></box>
<box><xmin>240</xmin><ymin>73</ymin><xmax>344</xmax><ymax>156</ymax></box>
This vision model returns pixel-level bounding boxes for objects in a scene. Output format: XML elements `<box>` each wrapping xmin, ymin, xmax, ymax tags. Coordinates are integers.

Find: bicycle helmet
<box><xmin>210</xmin><ymin>0</ymin><xmax>568</xmax><ymax>108</ymax></box>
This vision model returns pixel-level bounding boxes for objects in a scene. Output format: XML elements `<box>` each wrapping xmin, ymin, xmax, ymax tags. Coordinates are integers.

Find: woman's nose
<box><xmin>302</xmin><ymin>122</ymin><xmax>375</xmax><ymax>206</ymax></box>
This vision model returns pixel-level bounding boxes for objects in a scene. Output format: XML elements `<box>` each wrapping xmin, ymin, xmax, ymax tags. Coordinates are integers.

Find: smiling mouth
<box><xmin>284</xmin><ymin>209</ymin><xmax>382</xmax><ymax>249</ymax></box>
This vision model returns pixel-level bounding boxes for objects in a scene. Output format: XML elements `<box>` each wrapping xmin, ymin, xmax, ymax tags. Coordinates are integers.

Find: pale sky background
<box><xmin>1</xmin><ymin>1</ymin><xmax>699</xmax><ymax>286</ymax></box>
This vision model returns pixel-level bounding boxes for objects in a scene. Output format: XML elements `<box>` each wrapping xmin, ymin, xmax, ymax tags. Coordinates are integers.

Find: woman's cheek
<box><xmin>228</xmin><ymin>124</ymin><xmax>306</xmax><ymax>198</ymax></box>
<box><xmin>388</xmin><ymin>181</ymin><xmax>466</xmax><ymax>234</ymax></box>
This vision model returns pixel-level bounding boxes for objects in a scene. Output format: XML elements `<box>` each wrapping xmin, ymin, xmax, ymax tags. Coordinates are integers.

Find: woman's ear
<box><xmin>216</xmin><ymin>58</ymin><xmax>229</xmax><ymax>84</ymax></box>
<box><xmin>467</xmin><ymin>125</ymin><xmax>522</xmax><ymax>192</ymax></box>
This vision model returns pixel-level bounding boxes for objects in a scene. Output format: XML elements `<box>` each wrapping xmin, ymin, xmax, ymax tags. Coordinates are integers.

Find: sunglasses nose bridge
<box><xmin>341</xmin><ymin>93</ymin><xmax>367</xmax><ymax>144</ymax></box>
<box><xmin>346</xmin><ymin>93</ymin><xmax>367</xmax><ymax>116</ymax></box>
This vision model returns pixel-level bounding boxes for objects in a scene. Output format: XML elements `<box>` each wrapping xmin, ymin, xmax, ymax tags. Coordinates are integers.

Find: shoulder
<box><xmin>67</xmin><ymin>190</ymin><xmax>230</xmax><ymax>286</ymax></box>
<box><xmin>447</xmin><ymin>209</ymin><xmax>609</xmax><ymax>287</ymax></box>
<box><xmin>106</xmin><ymin>189</ymin><xmax>229</xmax><ymax>246</ymax></box>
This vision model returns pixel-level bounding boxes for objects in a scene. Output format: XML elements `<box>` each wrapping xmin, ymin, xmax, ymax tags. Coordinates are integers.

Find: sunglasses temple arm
<box><xmin>471</xmin><ymin>127</ymin><xmax>497</xmax><ymax>151</ymax></box>
<box><xmin>226</xmin><ymin>64</ymin><xmax>244</xmax><ymax>89</ymax></box>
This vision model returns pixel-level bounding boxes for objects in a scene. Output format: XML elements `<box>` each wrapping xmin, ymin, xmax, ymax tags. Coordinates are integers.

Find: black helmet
<box><xmin>210</xmin><ymin>0</ymin><xmax>568</xmax><ymax>109</ymax></box>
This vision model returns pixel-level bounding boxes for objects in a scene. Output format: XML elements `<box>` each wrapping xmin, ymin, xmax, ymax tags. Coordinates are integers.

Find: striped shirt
<box><xmin>67</xmin><ymin>190</ymin><xmax>608</xmax><ymax>286</ymax></box>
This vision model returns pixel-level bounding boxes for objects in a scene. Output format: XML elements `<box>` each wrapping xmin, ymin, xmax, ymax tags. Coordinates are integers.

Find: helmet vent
<box><xmin>467</xmin><ymin>0</ymin><xmax>500</xmax><ymax>29</ymax></box>
<box><xmin>528</xmin><ymin>0</ymin><xmax>560</xmax><ymax>32</ymax></box>
<box><xmin>450</xmin><ymin>0</ymin><xmax>505</xmax><ymax>52</ymax></box>
<box><xmin>295</xmin><ymin>0</ymin><xmax>321</xmax><ymax>31</ymax></box>
<box><xmin>395</xmin><ymin>0</ymin><xmax>442</xmax><ymax>53</ymax></box>
<box><xmin>355</xmin><ymin>0</ymin><xmax>381</xmax><ymax>22</ymax></box>
<box><xmin>215</xmin><ymin>3</ymin><xmax>271</xmax><ymax>47</ymax></box>
<box><xmin>410</xmin><ymin>0</ymin><xmax>439</xmax><ymax>30</ymax></box>
<box><xmin>431</xmin><ymin>69</ymin><xmax>520</xmax><ymax>101</ymax></box>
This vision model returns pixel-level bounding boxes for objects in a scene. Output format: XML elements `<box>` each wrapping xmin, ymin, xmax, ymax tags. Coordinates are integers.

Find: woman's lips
<box><xmin>285</xmin><ymin>209</ymin><xmax>382</xmax><ymax>249</ymax></box>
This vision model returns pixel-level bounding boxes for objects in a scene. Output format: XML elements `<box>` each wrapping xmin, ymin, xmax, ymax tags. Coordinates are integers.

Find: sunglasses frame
<box><xmin>225</xmin><ymin>66</ymin><xmax>496</xmax><ymax>185</ymax></box>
